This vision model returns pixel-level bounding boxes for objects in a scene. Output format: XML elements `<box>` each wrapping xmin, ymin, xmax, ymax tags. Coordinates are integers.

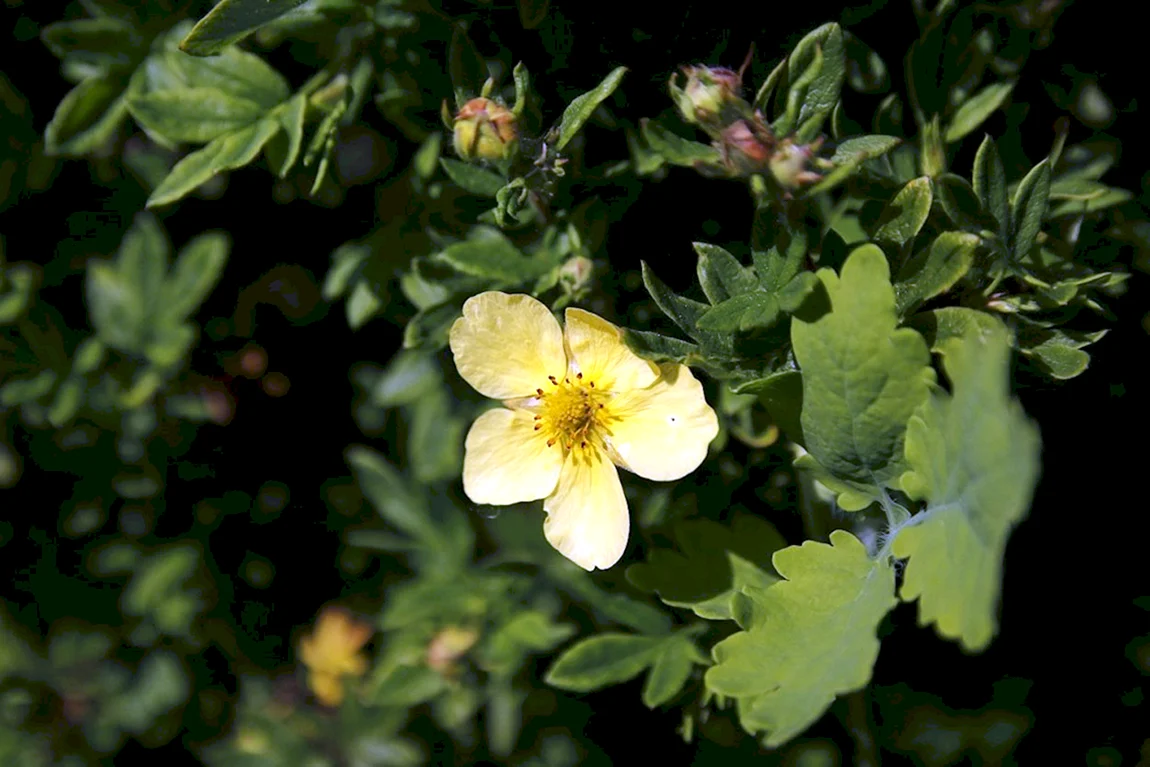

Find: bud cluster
<box><xmin>668</xmin><ymin>61</ymin><xmax>826</xmax><ymax>190</ymax></box>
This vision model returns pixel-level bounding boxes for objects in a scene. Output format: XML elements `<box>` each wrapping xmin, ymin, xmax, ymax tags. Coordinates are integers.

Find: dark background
<box><xmin>3</xmin><ymin>0</ymin><xmax>1148</xmax><ymax>764</ymax></box>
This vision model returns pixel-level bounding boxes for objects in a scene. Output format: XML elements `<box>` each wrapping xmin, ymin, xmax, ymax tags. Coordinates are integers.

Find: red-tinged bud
<box><xmin>768</xmin><ymin>137</ymin><xmax>824</xmax><ymax>189</ymax></box>
<box><xmin>671</xmin><ymin>65</ymin><xmax>746</xmax><ymax>129</ymax></box>
<box><xmin>452</xmin><ymin>97</ymin><xmax>519</xmax><ymax>162</ymax></box>
<box><xmin>718</xmin><ymin>119</ymin><xmax>775</xmax><ymax>176</ymax></box>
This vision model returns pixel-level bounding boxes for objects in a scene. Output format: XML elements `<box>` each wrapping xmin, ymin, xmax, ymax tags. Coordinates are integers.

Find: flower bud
<box><xmin>559</xmin><ymin>255</ymin><xmax>593</xmax><ymax>293</ymax></box>
<box><xmin>671</xmin><ymin>65</ymin><xmax>745</xmax><ymax>129</ymax></box>
<box><xmin>452</xmin><ymin>97</ymin><xmax>519</xmax><ymax>162</ymax></box>
<box><xmin>768</xmin><ymin>137</ymin><xmax>824</xmax><ymax>189</ymax></box>
<box><xmin>718</xmin><ymin>119</ymin><xmax>774</xmax><ymax>176</ymax></box>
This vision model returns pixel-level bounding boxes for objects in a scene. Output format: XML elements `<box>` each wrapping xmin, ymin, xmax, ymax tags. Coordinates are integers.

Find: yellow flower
<box><xmin>298</xmin><ymin>606</ymin><xmax>373</xmax><ymax>707</ymax></box>
<box><xmin>449</xmin><ymin>292</ymin><xmax>719</xmax><ymax>571</ymax></box>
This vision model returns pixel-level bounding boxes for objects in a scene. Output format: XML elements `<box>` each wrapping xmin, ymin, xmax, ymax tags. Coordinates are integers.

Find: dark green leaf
<box><xmin>640</xmin><ymin>119</ymin><xmax>723</xmax><ymax>167</ymax></box>
<box><xmin>642</xmin><ymin>637</ymin><xmax>704</xmax><ymax>708</ymax></box>
<box><xmin>346</xmin><ymin>445</ymin><xmax>437</xmax><ymax>545</ymax></box>
<box><xmin>805</xmin><ymin>135</ymin><xmax>900</xmax><ymax>195</ymax></box>
<box><xmin>129</xmin><ymin>88</ymin><xmax>265</xmax><ymax>144</ymax></box>
<box><xmin>905</xmin><ymin>306</ymin><xmax>1007</xmax><ymax>353</ymax></box>
<box><xmin>432</xmin><ymin>229</ymin><xmax>556</xmax><ymax>284</ymax></box>
<box><xmin>147</xmin><ymin>118</ymin><xmax>280</xmax><ymax>207</ymax></box>
<box><xmin>179</xmin><ymin>0</ymin><xmax>308</xmax><ymax>56</ymax></box>
<box><xmin>555</xmin><ymin>67</ymin><xmax>626</xmax><ymax>151</ymax></box>
<box><xmin>403</xmin><ymin>303</ymin><xmax>461</xmax><ymax>351</ymax></box>
<box><xmin>448</xmin><ymin>26</ymin><xmax>487</xmax><ymax>107</ymax></box>
<box><xmin>545</xmin><ymin>634</ymin><xmax>661</xmax><ymax>692</ymax></box>
<box><xmin>440</xmin><ymin>158</ymin><xmax>506</xmax><ymax>197</ymax></box>
<box><xmin>159</xmin><ymin>232</ymin><xmax>229</xmax><ymax>323</ymax></box>
<box><xmin>41</xmin><ymin>17</ymin><xmax>140</xmax><ymax>70</ymax></box>
<box><xmin>695</xmin><ymin>242</ymin><xmax>758</xmax><ymax>304</ymax></box>
<box><xmin>787</xmin><ymin>23</ymin><xmax>846</xmax><ymax>143</ymax></box>
<box><xmin>44</xmin><ymin>77</ymin><xmax>128</xmax><ymax>156</ymax></box>
<box><xmin>1011</xmin><ymin>158</ymin><xmax>1051</xmax><ymax>259</ymax></box>
<box><xmin>640</xmin><ymin>262</ymin><xmax>731</xmax><ymax>352</ymax></box>
<box><xmin>945</xmin><ymin>82</ymin><xmax>1014</xmax><ymax>144</ymax></box>
<box><xmin>872</xmin><ymin>177</ymin><xmax>932</xmax><ymax>252</ymax></box>
<box><xmin>894</xmin><ymin>232</ymin><xmax>979</xmax><ymax>315</ymax></box>
<box><xmin>346</xmin><ymin>280</ymin><xmax>383</xmax><ymax>330</ymax></box>
<box><xmin>273</xmin><ymin>93</ymin><xmax>307</xmax><ymax>177</ymax></box>
<box><xmin>697</xmin><ymin>293</ymin><xmax>781</xmax><ymax>333</ymax></box>
<box><xmin>973</xmin><ymin>135</ymin><xmax>1009</xmax><ymax>235</ymax></box>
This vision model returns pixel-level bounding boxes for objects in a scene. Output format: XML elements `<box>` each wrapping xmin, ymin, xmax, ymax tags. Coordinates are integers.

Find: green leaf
<box><xmin>872</xmin><ymin>177</ymin><xmax>932</xmax><ymax>252</ymax></box>
<box><xmin>482</xmin><ymin>611</ymin><xmax>575</xmax><ymax>675</ymax></box>
<box><xmin>642</xmin><ymin>636</ymin><xmax>705</xmax><ymax>708</ymax></box>
<box><xmin>41</xmin><ymin>17</ymin><xmax>140</xmax><ymax>70</ymax></box>
<box><xmin>945</xmin><ymin>82</ymin><xmax>1014</xmax><ymax>143</ymax></box>
<box><xmin>545</xmin><ymin>634</ymin><xmax>662</xmax><ymax>692</ymax></box>
<box><xmin>906</xmin><ymin>307</ymin><xmax>1008</xmax><ymax>352</ymax></box>
<box><xmin>371</xmin><ymin>664</ymin><xmax>447</xmax><ymax>707</ymax></box>
<box><xmin>0</xmin><ymin>370</ymin><xmax>57</xmax><ymax>407</ymax></box>
<box><xmin>1047</xmin><ymin>185</ymin><xmax>1132</xmax><ymax>218</ymax></box>
<box><xmin>640</xmin><ymin>119</ymin><xmax>723</xmax><ymax>168</ymax></box>
<box><xmin>272</xmin><ymin>93</ymin><xmax>307</xmax><ymax>177</ymax></box>
<box><xmin>806</xmin><ymin>135</ymin><xmax>900</xmax><ymax>195</ymax></box>
<box><xmin>147</xmin><ymin>118</ymin><xmax>280</xmax><ymax>207</ymax></box>
<box><xmin>346</xmin><ymin>446</ymin><xmax>437</xmax><ymax>546</ymax></box>
<box><xmin>893</xmin><ymin>331</ymin><xmax>1040</xmax><ymax>652</ymax></box>
<box><xmin>440</xmin><ymin>158</ymin><xmax>506</xmax><ymax>197</ymax></box>
<box><xmin>129</xmin><ymin>88</ymin><xmax>265</xmax><ymax>144</ymax></box>
<box><xmin>158</xmin><ymin>232</ymin><xmax>229</xmax><ymax>323</ymax></box>
<box><xmin>697</xmin><ymin>293</ymin><xmax>781</xmax><ymax>333</ymax></box>
<box><xmin>640</xmin><ymin>262</ymin><xmax>731</xmax><ymax>353</ymax></box>
<box><xmin>371</xmin><ymin>351</ymin><xmax>440</xmax><ymax>408</ymax></box>
<box><xmin>894</xmin><ymin>232</ymin><xmax>979</xmax><ymax>315</ymax></box>
<box><xmin>346</xmin><ymin>280</ymin><xmax>383</xmax><ymax>330</ymax></box>
<box><xmin>1010</xmin><ymin>158</ymin><xmax>1051</xmax><ymax>259</ymax></box>
<box><xmin>972</xmin><ymin>135</ymin><xmax>1009</xmax><ymax>235</ymax></box>
<box><xmin>791</xmin><ymin>245</ymin><xmax>935</xmax><ymax>510</ymax></box>
<box><xmin>1019</xmin><ymin>327</ymin><xmax>1104</xmax><ymax>379</ymax></box>
<box><xmin>86</xmin><ymin>262</ymin><xmax>143</xmax><ymax>353</ymax></box>
<box><xmin>448</xmin><ymin>26</ymin><xmax>487</xmax><ymax>107</ymax></box>
<box><xmin>165</xmin><ymin>47</ymin><xmax>290</xmax><ymax>109</ymax></box>
<box><xmin>695</xmin><ymin>243</ymin><xmax>758</xmax><ymax>303</ymax></box>
<box><xmin>179</xmin><ymin>0</ymin><xmax>308</xmax><ymax>56</ymax></box>
<box><xmin>44</xmin><ymin>76</ymin><xmax>128</xmax><ymax>156</ymax></box>
<box><xmin>403</xmin><ymin>303</ymin><xmax>460</xmax><ymax>351</ymax></box>
<box><xmin>554</xmin><ymin>67</ymin><xmax>627</xmax><ymax>151</ymax></box>
<box><xmin>784</xmin><ymin>23</ymin><xmax>846</xmax><ymax>143</ymax></box>
<box><xmin>432</xmin><ymin>228</ymin><xmax>556</xmax><ymax>284</ymax></box>
<box><xmin>627</xmin><ymin>516</ymin><xmax>785</xmax><ymax>621</ymax></box>
<box><xmin>706</xmin><ymin>530</ymin><xmax>896</xmax><ymax>747</ymax></box>
<box><xmin>408</xmin><ymin>391</ymin><xmax>464</xmax><ymax>483</ymax></box>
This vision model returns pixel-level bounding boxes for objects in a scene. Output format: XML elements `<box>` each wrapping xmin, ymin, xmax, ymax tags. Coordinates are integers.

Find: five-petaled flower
<box><xmin>449</xmin><ymin>292</ymin><xmax>719</xmax><ymax>570</ymax></box>
<box><xmin>298</xmin><ymin>606</ymin><xmax>373</xmax><ymax>707</ymax></box>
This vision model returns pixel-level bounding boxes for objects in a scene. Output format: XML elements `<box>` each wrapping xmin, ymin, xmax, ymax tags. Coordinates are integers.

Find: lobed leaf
<box><xmin>893</xmin><ymin>330</ymin><xmax>1040</xmax><ymax>652</ymax></box>
<box><xmin>791</xmin><ymin>245</ymin><xmax>935</xmax><ymax>510</ymax></box>
<box><xmin>706</xmin><ymin>530</ymin><xmax>896</xmax><ymax>746</ymax></box>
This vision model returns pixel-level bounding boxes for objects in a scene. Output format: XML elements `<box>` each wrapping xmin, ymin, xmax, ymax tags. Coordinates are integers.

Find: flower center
<box><xmin>533</xmin><ymin>372</ymin><xmax>611</xmax><ymax>452</ymax></box>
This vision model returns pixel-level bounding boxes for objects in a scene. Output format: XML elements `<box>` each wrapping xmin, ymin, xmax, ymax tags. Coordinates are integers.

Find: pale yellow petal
<box><xmin>450</xmin><ymin>292</ymin><xmax>567</xmax><ymax>400</ymax></box>
<box><xmin>463</xmin><ymin>407</ymin><xmax>564</xmax><ymax>505</ymax></box>
<box><xmin>604</xmin><ymin>364</ymin><xmax>718</xmax><ymax>481</ymax></box>
<box><xmin>308</xmin><ymin>670</ymin><xmax>345</xmax><ymax>707</ymax></box>
<box><xmin>543</xmin><ymin>449</ymin><xmax>629</xmax><ymax>570</ymax></box>
<box><xmin>563</xmin><ymin>308</ymin><xmax>658</xmax><ymax>392</ymax></box>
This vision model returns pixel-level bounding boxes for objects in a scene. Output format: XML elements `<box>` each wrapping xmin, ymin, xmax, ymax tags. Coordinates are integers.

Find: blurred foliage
<box><xmin>2</xmin><ymin>0</ymin><xmax>1148</xmax><ymax>764</ymax></box>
